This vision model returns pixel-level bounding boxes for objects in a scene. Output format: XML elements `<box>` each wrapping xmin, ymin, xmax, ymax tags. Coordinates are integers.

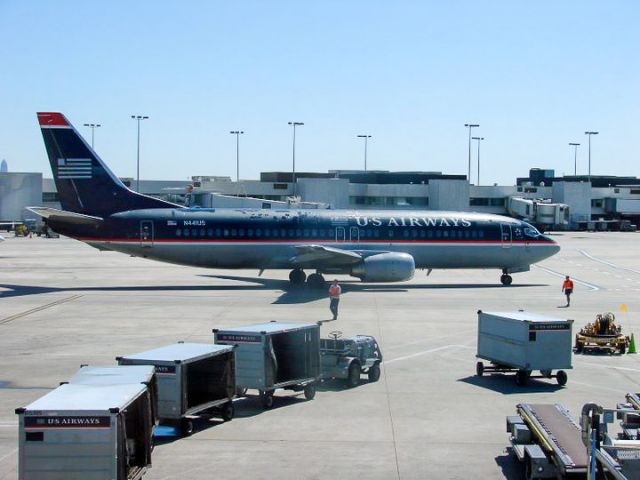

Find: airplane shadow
<box><xmin>0</xmin><ymin>277</ymin><xmax>548</xmax><ymax>306</ymax></box>
<box><xmin>458</xmin><ymin>374</ymin><xmax>564</xmax><ymax>394</ymax></box>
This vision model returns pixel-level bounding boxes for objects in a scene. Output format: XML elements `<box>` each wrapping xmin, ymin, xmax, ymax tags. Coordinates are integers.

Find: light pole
<box><xmin>472</xmin><ymin>137</ymin><xmax>484</xmax><ymax>186</ymax></box>
<box><xmin>357</xmin><ymin>135</ymin><xmax>372</xmax><ymax>171</ymax></box>
<box><xmin>288</xmin><ymin>122</ymin><xmax>304</xmax><ymax>197</ymax></box>
<box><xmin>131</xmin><ymin>115</ymin><xmax>149</xmax><ymax>191</ymax></box>
<box><xmin>465</xmin><ymin>123</ymin><xmax>480</xmax><ymax>183</ymax></box>
<box><xmin>568</xmin><ymin>143</ymin><xmax>580</xmax><ymax>176</ymax></box>
<box><xmin>83</xmin><ymin>123</ymin><xmax>101</xmax><ymax>148</ymax></box>
<box><xmin>584</xmin><ymin>131</ymin><xmax>598</xmax><ymax>181</ymax></box>
<box><xmin>230</xmin><ymin>130</ymin><xmax>244</xmax><ymax>182</ymax></box>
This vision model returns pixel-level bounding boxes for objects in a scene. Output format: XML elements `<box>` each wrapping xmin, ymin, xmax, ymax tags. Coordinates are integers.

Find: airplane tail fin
<box><xmin>37</xmin><ymin>112</ymin><xmax>179</xmax><ymax>217</ymax></box>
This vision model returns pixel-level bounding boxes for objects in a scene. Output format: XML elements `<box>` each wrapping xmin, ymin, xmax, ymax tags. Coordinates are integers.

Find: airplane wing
<box><xmin>27</xmin><ymin>207</ymin><xmax>103</xmax><ymax>226</ymax></box>
<box><xmin>291</xmin><ymin>244</ymin><xmax>386</xmax><ymax>268</ymax></box>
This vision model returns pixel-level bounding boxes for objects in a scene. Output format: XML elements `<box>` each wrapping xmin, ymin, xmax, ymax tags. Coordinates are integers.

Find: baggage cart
<box><xmin>15</xmin><ymin>383</ymin><xmax>153</xmax><ymax>480</ymax></box>
<box><xmin>117</xmin><ymin>343</ymin><xmax>235</xmax><ymax>436</ymax></box>
<box><xmin>214</xmin><ymin>321</ymin><xmax>320</xmax><ymax>409</ymax></box>
<box><xmin>476</xmin><ymin>310</ymin><xmax>573</xmax><ymax>386</ymax></box>
<box><xmin>68</xmin><ymin>365</ymin><xmax>158</xmax><ymax>424</ymax></box>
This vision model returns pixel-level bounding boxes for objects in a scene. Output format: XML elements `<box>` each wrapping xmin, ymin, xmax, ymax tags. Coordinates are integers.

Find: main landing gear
<box><xmin>500</xmin><ymin>269</ymin><xmax>513</xmax><ymax>286</ymax></box>
<box><xmin>289</xmin><ymin>269</ymin><xmax>326</xmax><ymax>289</ymax></box>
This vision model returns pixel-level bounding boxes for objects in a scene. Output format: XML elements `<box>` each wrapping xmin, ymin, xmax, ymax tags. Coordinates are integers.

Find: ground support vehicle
<box><xmin>214</xmin><ymin>322</ymin><xmax>320</xmax><ymax>409</ymax></box>
<box><xmin>574</xmin><ymin>312</ymin><xmax>630</xmax><ymax>354</ymax></box>
<box><xmin>117</xmin><ymin>343</ymin><xmax>235</xmax><ymax>436</ymax></box>
<box><xmin>616</xmin><ymin>393</ymin><xmax>640</xmax><ymax>440</ymax></box>
<box><xmin>476</xmin><ymin>310</ymin><xmax>573</xmax><ymax>386</ymax></box>
<box><xmin>68</xmin><ymin>365</ymin><xmax>158</xmax><ymax>424</ymax></box>
<box><xmin>319</xmin><ymin>331</ymin><xmax>383</xmax><ymax>387</ymax></box>
<box><xmin>16</xmin><ymin>383</ymin><xmax>153</xmax><ymax>480</ymax></box>
<box><xmin>508</xmin><ymin>402</ymin><xmax>640</xmax><ymax>479</ymax></box>
<box><xmin>507</xmin><ymin>403</ymin><xmax>588</xmax><ymax>479</ymax></box>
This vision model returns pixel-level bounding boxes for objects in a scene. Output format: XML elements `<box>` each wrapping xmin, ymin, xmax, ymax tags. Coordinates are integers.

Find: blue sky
<box><xmin>1</xmin><ymin>1</ymin><xmax>638</xmax><ymax>185</ymax></box>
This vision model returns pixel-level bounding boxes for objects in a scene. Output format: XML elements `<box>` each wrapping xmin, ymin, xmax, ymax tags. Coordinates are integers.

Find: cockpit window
<box><xmin>524</xmin><ymin>226</ymin><xmax>540</xmax><ymax>238</ymax></box>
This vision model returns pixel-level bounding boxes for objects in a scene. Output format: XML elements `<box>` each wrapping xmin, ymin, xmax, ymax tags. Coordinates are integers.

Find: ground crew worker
<box><xmin>562</xmin><ymin>275</ymin><xmax>574</xmax><ymax>307</ymax></box>
<box><xmin>328</xmin><ymin>279</ymin><xmax>341</xmax><ymax>320</ymax></box>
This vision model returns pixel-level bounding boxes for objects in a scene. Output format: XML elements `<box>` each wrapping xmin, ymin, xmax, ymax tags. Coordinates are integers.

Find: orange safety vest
<box><xmin>329</xmin><ymin>285</ymin><xmax>340</xmax><ymax>297</ymax></box>
<box><xmin>563</xmin><ymin>279</ymin><xmax>574</xmax><ymax>290</ymax></box>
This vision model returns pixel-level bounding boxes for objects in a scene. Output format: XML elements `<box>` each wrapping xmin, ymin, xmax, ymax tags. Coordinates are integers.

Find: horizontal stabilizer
<box><xmin>27</xmin><ymin>207</ymin><xmax>103</xmax><ymax>226</ymax></box>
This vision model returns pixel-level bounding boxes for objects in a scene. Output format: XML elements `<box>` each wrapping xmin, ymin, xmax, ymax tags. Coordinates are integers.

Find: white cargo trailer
<box><xmin>117</xmin><ymin>343</ymin><xmax>235</xmax><ymax>436</ymax></box>
<box><xmin>16</xmin><ymin>383</ymin><xmax>153</xmax><ymax>480</ymax></box>
<box><xmin>68</xmin><ymin>365</ymin><xmax>158</xmax><ymax>424</ymax></box>
<box><xmin>214</xmin><ymin>322</ymin><xmax>321</xmax><ymax>409</ymax></box>
<box><xmin>476</xmin><ymin>310</ymin><xmax>573</xmax><ymax>386</ymax></box>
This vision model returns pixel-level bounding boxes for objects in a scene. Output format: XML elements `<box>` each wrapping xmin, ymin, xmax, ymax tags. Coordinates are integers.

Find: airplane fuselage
<box><xmin>48</xmin><ymin>207</ymin><xmax>559</xmax><ymax>272</ymax></box>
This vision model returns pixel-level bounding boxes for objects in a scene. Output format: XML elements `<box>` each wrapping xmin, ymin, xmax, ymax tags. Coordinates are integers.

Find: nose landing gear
<box><xmin>500</xmin><ymin>272</ymin><xmax>513</xmax><ymax>286</ymax></box>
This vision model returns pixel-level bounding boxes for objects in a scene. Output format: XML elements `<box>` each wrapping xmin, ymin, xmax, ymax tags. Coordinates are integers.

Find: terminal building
<box><xmin>1</xmin><ymin>168</ymin><xmax>639</xmax><ymax>231</ymax></box>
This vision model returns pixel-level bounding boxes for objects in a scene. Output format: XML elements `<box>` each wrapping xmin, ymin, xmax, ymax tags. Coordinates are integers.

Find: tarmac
<box><xmin>1</xmin><ymin>231</ymin><xmax>639</xmax><ymax>479</ymax></box>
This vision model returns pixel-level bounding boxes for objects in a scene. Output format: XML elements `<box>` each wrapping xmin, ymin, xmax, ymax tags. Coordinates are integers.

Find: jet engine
<box><xmin>351</xmin><ymin>252</ymin><xmax>415</xmax><ymax>282</ymax></box>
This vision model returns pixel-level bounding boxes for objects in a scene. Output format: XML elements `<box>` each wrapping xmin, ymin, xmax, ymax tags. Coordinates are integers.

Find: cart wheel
<box><xmin>180</xmin><ymin>418</ymin><xmax>193</xmax><ymax>437</ymax></box>
<box><xmin>260</xmin><ymin>390</ymin><xmax>274</xmax><ymax>409</ymax></box>
<box><xmin>235</xmin><ymin>387</ymin><xmax>248</xmax><ymax>397</ymax></box>
<box><xmin>348</xmin><ymin>363</ymin><xmax>360</xmax><ymax>387</ymax></box>
<box><xmin>368</xmin><ymin>363</ymin><xmax>381</xmax><ymax>382</ymax></box>
<box><xmin>222</xmin><ymin>402</ymin><xmax>234</xmax><ymax>422</ymax></box>
<box><xmin>556</xmin><ymin>370</ymin><xmax>568</xmax><ymax>386</ymax></box>
<box><xmin>475</xmin><ymin>361</ymin><xmax>484</xmax><ymax>377</ymax></box>
<box><xmin>619</xmin><ymin>344</ymin><xmax>627</xmax><ymax>355</ymax></box>
<box><xmin>515</xmin><ymin>370</ymin><xmax>529</xmax><ymax>386</ymax></box>
<box><xmin>303</xmin><ymin>385</ymin><xmax>316</xmax><ymax>400</ymax></box>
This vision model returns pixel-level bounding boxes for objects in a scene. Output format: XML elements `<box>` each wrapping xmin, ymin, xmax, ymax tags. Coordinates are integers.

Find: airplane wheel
<box><xmin>307</xmin><ymin>273</ymin><xmax>326</xmax><ymax>289</ymax></box>
<box><xmin>289</xmin><ymin>269</ymin><xmax>306</xmax><ymax>285</ymax></box>
<box><xmin>500</xmin><ymin>274</ymin><xmax>513</xmax><ymax>286</ymax></box>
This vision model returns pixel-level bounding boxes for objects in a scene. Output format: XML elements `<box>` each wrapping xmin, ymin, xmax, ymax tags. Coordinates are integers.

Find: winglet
<box><xmin>37</xmin><ymin>112</ymin><xmax>70</xmax><ymax>127</ymax></box>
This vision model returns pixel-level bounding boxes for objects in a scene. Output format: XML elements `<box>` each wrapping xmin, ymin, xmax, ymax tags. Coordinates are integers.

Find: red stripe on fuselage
<box><xmin>77</xmin><ymin>237</ymin><xmax>555</xmax><ymax>245</ymax></box>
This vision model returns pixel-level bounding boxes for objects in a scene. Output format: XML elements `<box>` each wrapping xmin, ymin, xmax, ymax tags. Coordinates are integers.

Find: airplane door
<box><xmin>500</xmin><ymin>223</ymin><xmax>512</xmax><ymax>248</ymax></box>
<box><xmin>140</xmin><ymin>220</ymin><xmax>154</xmax><ymax>247</ymax></box>
<box><xmin>336</xmin><ymin>227</ymin><xmax>346</xmax><ymax>242</ymax></box>
<box><xmin>349</xmin><ymin>227</ymin><xmax>360</xmax><ymax>242</ymax></box>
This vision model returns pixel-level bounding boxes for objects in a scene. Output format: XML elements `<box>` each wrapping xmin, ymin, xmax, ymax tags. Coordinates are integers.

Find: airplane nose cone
<box><xmin>544</xmin><ymin>236</ymin><xmax>561</xmax><ymax>256</ymax></box>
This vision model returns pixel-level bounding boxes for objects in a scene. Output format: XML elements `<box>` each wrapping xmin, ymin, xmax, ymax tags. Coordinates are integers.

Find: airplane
<box><xmin>29</xmin><ymin>112</ymin><xmax>560</xmax><ymax>287</ymax></box>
